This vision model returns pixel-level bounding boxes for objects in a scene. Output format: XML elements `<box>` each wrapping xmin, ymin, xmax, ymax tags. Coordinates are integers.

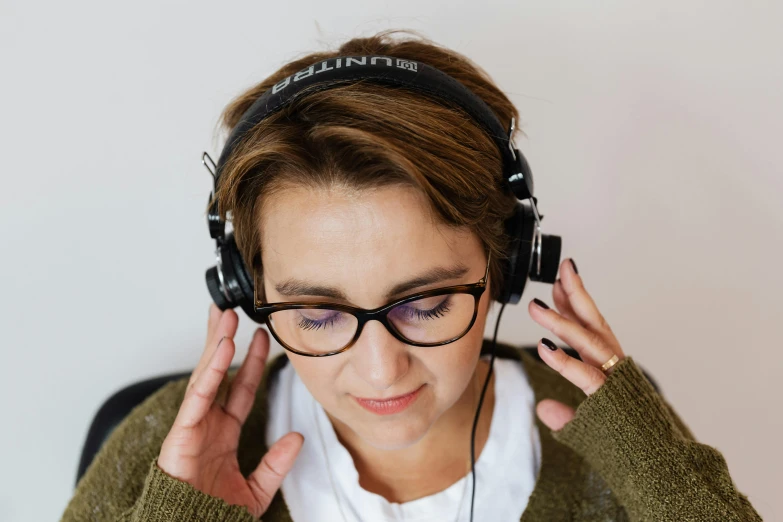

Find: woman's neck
<box><xmin>327</xmin><ymin>358</ymin><xmax>496</xmax><ymax>504</ymax></box>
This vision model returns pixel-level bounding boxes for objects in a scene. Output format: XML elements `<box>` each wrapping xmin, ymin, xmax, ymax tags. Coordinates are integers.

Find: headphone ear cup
<box><xmin>205</xmin><ymin>232</ymin><xmax>264</xmax><ymax>323</ymax></box>
<box><xmin>223</xmin><ymin>233</ymin><xmax>262</xmax><ymax>322</ymax></box>
<box><xmin>497</xmin><ymin>201</ymin><xmax>536</xmax><ymax>304</ymax></box>
<box><xmin>223</xmin><ymin>233</ymin><xmax>255</xmax><ymax>304</ymax></box>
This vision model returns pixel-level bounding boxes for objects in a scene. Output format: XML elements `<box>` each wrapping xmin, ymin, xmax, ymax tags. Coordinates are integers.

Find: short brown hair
<box><xmin>208</xmin><ymin>29</ymin><xmax>522</xmax><ymax>303</ymax></box>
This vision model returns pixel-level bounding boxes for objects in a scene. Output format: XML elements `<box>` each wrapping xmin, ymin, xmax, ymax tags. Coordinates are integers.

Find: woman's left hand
<box><xmin>527</xmin><ymin>257</ymin><xmax>626</xmax><ymax>431</ymax></box>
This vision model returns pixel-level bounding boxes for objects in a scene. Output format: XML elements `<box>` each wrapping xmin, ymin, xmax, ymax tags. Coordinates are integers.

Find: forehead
<box><xmin>258</xmin><ymin>184</ymin><xmax>481</xmax><ymax>277</ymax></box>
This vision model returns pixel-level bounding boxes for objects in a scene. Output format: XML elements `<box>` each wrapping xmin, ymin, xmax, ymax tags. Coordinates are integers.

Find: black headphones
<box><xmin>202</xmin><ymin>55</ymin><xmax>562</xmax><ymax>320</ymax></box>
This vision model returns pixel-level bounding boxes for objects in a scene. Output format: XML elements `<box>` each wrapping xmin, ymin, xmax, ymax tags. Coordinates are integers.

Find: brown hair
<box><xmin>208</xmin><ymin>29</ymin><xmax>523</xmax><ymax>303</ymax></box>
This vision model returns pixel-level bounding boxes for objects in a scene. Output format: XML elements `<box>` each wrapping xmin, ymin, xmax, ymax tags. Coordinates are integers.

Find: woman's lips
<box><xmin>353</xmin><ymin>385</ymin><xmax>424</xmax><ymax>415</ymax></box>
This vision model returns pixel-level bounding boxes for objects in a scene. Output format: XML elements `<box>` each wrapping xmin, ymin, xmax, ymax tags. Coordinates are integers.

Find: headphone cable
<box><xmin>468</xmin><ymin>300</ymin><xmax>505</xmax><ymax>522</ymax></box>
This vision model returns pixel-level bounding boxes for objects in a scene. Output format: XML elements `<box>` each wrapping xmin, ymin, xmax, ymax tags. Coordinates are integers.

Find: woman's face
<box><xmin>259</xmin><ymin>183</ymin><xmax>491</xmax><ymax>450</ymax></box>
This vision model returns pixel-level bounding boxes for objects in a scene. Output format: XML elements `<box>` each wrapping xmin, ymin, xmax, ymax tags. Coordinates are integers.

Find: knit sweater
<box><xmin>60</xmin><ymin>340</ymin><xmax>762</xmax><ymax>521</ymax></box>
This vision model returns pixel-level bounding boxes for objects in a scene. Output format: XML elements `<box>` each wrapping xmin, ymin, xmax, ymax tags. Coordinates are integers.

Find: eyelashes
<box><xmin>295</xmin><ymin>295</ymin><xmax>453</xmax><ymax>331</ymax></box>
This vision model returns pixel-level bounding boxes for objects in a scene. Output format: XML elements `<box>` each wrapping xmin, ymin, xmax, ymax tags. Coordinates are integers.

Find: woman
<box><xmin>61</xmin><ymin>29</ymin><xmax>761</xmax><ymax>521</ymax></box>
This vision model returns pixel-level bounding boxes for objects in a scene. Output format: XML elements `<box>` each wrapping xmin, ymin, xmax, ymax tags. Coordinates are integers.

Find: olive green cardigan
<box><xmin>61</xmin><ymin>340</ymin><xmax>761</xmax><ymax>521</ymax></box>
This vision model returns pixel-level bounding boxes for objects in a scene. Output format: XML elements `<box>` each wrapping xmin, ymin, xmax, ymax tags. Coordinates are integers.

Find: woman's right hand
<box><xmin>157</xmin><ymin>303</ymin><xmax>304</xmax><ymax>518</ymax></box>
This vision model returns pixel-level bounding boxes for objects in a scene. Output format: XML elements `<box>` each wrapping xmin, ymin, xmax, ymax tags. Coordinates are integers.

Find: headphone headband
<box><xmin>209</xmin><ymin>55</ymin><xmax>534</xmax><ymax>237</ymax></box>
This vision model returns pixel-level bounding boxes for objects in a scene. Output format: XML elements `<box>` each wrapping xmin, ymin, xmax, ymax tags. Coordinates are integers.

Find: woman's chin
<box><xmin>353</xmin><ymin>412</ymin><xmax>434</xmax><ymax>451</ymax></box>
<box><xmin>361</xmin><ymin>427</ymin><xmax>430</xmax><ymax>451</ymax></box>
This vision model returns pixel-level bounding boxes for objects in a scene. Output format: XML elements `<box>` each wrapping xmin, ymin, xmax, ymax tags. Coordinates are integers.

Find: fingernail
<box><xmin>533</xmin><ymin>298</ymin><xmax>550</xmax><ymax>310</ymax></box>
<box><xmin>541</xmin><ymin>337</ymin><xmax>558</xmax><ymax>351</ymax></box>
<box><xmin>569</xmin><ymin>258</ymin><xmax>579</xmax><ymax>275</ymax></box>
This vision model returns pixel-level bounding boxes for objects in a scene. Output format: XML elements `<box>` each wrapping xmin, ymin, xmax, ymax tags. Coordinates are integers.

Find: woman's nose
<box><xmin>350</xmin><ymin>320</ymin><xmax>410</xmax><ymax>392</ymax></box>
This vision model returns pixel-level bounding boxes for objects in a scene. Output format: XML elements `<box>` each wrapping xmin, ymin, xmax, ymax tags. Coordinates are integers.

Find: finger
<box><xmin>224</xmin><ymin>328</ymin><xmax>270</xmax><ymax>425</ymax></box>
<box><xmin>189</xmin><ymin>309</ymin><xmax>239</xmax><ymax>390</ymax></box>
<box><xmin>248</xmin><ymin>432</ymin><xmax>305</xmax><ymax>515</ymax></box>
<box><xmin>190</xmin><ymin>304</ymin><xmax>222</xmax><ymax>389</ymax></box>
<box><xmin>552</xmin><ymin>278</ymin><xmax>580</xmax><ymax>324</ymax></box>
<box><xmin>529</xmin><ymin>298</ymin><xmax>616</xmax><ymax>368</ymax></box>
<box><xmin>175</xmin><ymin>335</ymin><xmax>236</xmax><ymax>429</ymax></box>
<box><xmin>559</xmin><ymin>259</ymin><xmax>624</xmax><ymax>356</ymax></box>
<box><xmin>536</xmin><ymin>398</ymin><xmax>576</xmax><ymax>431</ymax></box>
<box><xmin>207</xmin><ymin>303</ymin><xmax>221</xmax><ymax>342</ymax></box>
<box><xmin>538</xmin><ymin>338</ymin><xmax>606</xmax><ymax>395</ymax></box>
<box><xmin>189</xmin><ymin>307</ymin><xmax>225</xmax><ymax>389</ymax></box>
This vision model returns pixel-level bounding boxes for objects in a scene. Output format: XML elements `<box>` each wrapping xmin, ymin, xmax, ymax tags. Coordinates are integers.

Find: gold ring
<box><xmin>601</xmin><ymin>354</ymin><xmax>620</xmax><ymax>374</ymax></box>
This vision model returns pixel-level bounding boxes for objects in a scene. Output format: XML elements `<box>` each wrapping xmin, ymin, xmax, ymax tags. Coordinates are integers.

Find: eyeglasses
<box><xmin>253</xmin><ymin>253</ymin><xmax>491</xmax><ymax>357</ymax></box>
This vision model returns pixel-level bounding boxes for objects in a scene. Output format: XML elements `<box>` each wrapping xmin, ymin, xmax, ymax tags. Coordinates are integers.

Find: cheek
<box><xmin>423</xmin><ymin>337</ymin><xmax>482</xmax><ymax>402</ymax></box>
<box><xmin>422</xmin><ymin>304</ymin><xmax>490</xmax><ymax>408</ymax></box>
<box><xmin>286</xmin><ymin>356</ymin><xmax>343</xmax><ymax>409</ymax></box>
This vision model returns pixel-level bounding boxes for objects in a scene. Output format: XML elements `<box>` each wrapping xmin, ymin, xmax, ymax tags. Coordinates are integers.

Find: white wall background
<box><xmin>1</xmin><ymin>1</ymin><xmax>781</xmax><ymax>520</ymax></box>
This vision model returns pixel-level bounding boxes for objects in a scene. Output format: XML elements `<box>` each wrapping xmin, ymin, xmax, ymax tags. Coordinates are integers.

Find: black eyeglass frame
<box><xmin>253</xmin><ymin>254</ymin><xmax>491</xmax><ymax>357</ymax></box>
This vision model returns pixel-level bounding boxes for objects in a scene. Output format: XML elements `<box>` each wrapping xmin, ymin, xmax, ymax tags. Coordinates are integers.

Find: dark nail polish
<box><xmin>541</xmin><ymin>337</ymin><xmax>558</xmax><ymax>351</ymax></box>
<box><xmin>533</xmin><ymin>298</ymin><xmax>550</xmax><ymax>310</ymax></box>
<box><xmin>569</xmin><ymin>258</ymin><xmax>579</xmax><ymax>275</ymax></box>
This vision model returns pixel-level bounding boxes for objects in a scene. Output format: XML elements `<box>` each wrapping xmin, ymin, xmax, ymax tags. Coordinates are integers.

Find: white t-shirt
<box><xmin>265</xmin><ymin>355</ymin><xmax>542</xmax><ymax>522</ymax></box>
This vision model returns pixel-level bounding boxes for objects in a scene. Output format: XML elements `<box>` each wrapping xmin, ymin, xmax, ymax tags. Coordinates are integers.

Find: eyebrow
<box><xmin>274</xmin><ymin>263</ymin><xmax>472</xmax><ymax>301</ymax></box>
